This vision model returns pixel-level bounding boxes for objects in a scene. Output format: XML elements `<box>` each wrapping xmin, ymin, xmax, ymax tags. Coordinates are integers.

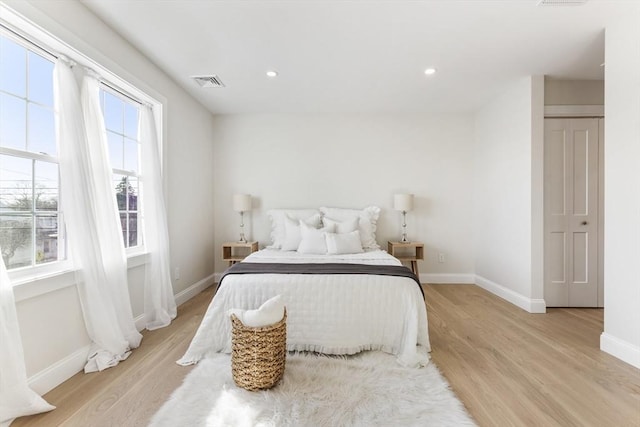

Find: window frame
<box><xmin>1</xmin><ymin>11</ymin><xmax>165</xmax><ymax>288</ymax></box>
<box><xmin>0</xmin><ymin>28</ymin><xmax>64</xmax><ymax>272</ymax></box>
<box><xmin>99</xmin><ymin>85</ymin><xmax>143</xmax><ymax>252</ymax></box>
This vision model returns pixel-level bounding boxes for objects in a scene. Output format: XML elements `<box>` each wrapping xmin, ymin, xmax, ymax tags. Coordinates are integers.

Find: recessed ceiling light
<box><xmin>424</xmin><ymin>68</ymin><xmax>437</xmax><ymax>76</ymax></box>
<box><xmin>266</xmin><ymin>70</ymin><xmax>278</xmax><ymax>78</ymax></box>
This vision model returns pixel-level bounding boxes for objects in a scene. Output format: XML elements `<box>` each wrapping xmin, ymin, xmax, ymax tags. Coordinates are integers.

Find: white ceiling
<box><xmin>80</xmin><ymin>0</ymin><xmax>632</xmax><ymax>115</ymax></box>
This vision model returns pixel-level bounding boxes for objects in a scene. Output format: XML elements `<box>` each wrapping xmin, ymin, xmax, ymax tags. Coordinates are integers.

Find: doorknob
<box><xmin>581</xmin><ymin>221</ymin><xmax>588</xmax><ymax>225</ymax></box>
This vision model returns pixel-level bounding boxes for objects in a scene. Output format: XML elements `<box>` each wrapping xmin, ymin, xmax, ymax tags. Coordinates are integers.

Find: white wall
<box><xmin>5</xmin><ymin>0</ymin><xmax>217</xmax><ymax>392</ymax></box>
<box><xmin>211</xmin><ymin>113</ymin><xmax>475</xmax><ymax>282</ymax></box>
<box><xmin>544</xmin><ymin>78</ymin><xmax>605</xmax><ymax>105</ymax></box>
<box><xmin>473</xmin><ymin>76</ymin><xmax>545</xmax><ymax>313</ymax></box>
<box><xmin>601</xmin><ymin>8</ymin><xmax>640</xmax><ymax>369</ymax></box>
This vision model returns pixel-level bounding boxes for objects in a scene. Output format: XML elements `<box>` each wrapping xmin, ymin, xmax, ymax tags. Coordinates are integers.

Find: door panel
<box><xmin>544</xmin><ymin>118</ymin><xmax>599</xmax><ymax>307</ymax></box>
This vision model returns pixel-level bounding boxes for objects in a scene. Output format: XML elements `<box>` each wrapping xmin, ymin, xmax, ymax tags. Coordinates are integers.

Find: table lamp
<box><xmin>394</xmin><ymin>193</ymin><xmax>414</xmax><ymax>242</ymax></box>
<box><xmin>233</xmin><ymin>194</ymin><xmax>252</xmax><ymax>243</ymax></box>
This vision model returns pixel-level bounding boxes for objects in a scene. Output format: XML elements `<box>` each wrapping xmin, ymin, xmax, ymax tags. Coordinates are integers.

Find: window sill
<box><xmin>11</xmin><ymin>251</ymin><xmax>149</xmax><ymax>303</ymax></box>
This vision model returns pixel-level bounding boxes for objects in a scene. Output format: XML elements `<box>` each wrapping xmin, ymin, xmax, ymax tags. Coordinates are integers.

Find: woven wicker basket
<box><xmin>230</xmin><ymin>308</ymin><xmax>287</xmax><ymax>391</ymax></box>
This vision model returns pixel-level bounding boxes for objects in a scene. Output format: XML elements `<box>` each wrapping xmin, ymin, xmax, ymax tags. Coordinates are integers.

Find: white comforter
<box><xmin>177</xmin><ymin>249</ymin><xmax>430</xmax><ymax>367</ymax></box>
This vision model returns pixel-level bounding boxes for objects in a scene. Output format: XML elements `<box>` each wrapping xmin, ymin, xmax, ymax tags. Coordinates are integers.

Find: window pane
<box><xmin>27</xmin><ymin>103</ymin><xmax>56</xmax><ymax>155</ymax></box>
<box><xmin>127</xmin><ymin>176</ymin><xmax>138</xmax><ymax>211</ymax></box>
<box><xmin>124</xmin><ymin>103</ymin><xmax>138</xmax><ymax>139</ymax></box>
<box><xmin>0</xmin><ymin>93</ymin><xmax>27</xmax><ymax>150</ymax></box>
<box><xmin>0</xmin><ymin>37</ymin><xmax>26</xmax><ymax>97</ymax></box>
<box><xmin>128</xmin><ymin>212</ymin><xmax>137</xmax><ymax>247</ymax></box>
<box><xmin>35</xmin><ymin>161</ymin><xmax>58</xmax><ymax>211</ymax></box>
<box><xmin>107</xmin><ymin>131</ymin><xmax>123</xmax><ymax>169</ymax></box>
<box><xmin>119</xmin><ymin>212</ymin><xmax>127</xmax><ymax>247</ymax></box>
<box><xmin>35</xmin><ymin>214</ymin><xmax>57</xmax><ymax>264</ymax></box>
<box><xmin>103</xmin><ymin>91</ymin><xmax>123</xmax><ymax>133</ymax></box>
<box><xmin>0</xmin><ymin>214</ymin><xmax>32</xmax><ymax>269</ymax></box>
<box><xmin>27</xmin><ymin>52</ymin><xmax>54</xmax><ymax>107</ymax></box>
<box><xmin>124</xmin><ymin>138</ymin><xmax>138</xmax><ymax>173</ymax></box>
<box><xmin>114</xmin><ymin>174</ymin><xmax>127</xmax><ymax>210</ymax></box>
<box><xmin>0</xmin><ymin>155</ymin><xmax>32</xmax><ymax>211</ymax></box>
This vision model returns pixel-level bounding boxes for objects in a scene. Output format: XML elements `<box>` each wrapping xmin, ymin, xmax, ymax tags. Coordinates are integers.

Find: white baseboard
<box><xmin>27</xmin><ymin>273</ymin><xmax>217</xmax><ymax>396</ymax></box>
<box><xmin>134</xmin><ymin>313</ymin><xmax>146</xmax><ymax>332</ymax></box>
<box><xmin>28</xmin><ymin>345</ymin><xmax>90</xmax><ymax>395</ymax></box>
<box><xmin>174</xmin><ymin>273</ymin><xmax>216</xmax><ymax>306</ymax></box>
<box><xmin>475</xmin><ymin>275</ymin><xmax>546</xmax><ymax>313</ymax></box>
<box><xmin>420</xmin><ymin>273</ymin><xmax>475</xmax><ymax>284</ymax></box>
<box><xmin>600</xmin><ymin>332</ymin><xmax>640</xmax><ymax>369</ymax></box>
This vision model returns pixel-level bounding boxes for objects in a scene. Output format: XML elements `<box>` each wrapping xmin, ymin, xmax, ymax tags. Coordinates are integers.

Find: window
<box><xmin>99</xmin><ymin>88</ymin><xmax>141</xmax><ymax>249</ymax></box>
<box><xmin>0</xmin><ymin>32</ymin><xmax>62</xmax><ymax>270</ymax></box>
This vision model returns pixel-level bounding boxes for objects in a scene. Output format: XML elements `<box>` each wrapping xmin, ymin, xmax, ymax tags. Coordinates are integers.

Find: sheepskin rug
<box><xmin>150</xmin><ymin>351</ymin><xmax>476</xmax><ymax>426</ymax></box>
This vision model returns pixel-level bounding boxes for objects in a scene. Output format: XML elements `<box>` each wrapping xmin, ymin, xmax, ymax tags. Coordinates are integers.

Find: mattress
<box><xmin>177</xmin><ymin>249</ymin><xmax>430</xmax><ymax>367</ymax></box>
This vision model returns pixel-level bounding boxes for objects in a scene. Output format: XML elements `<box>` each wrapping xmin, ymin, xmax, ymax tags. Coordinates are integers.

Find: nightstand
<box><xmin>222</xmin><ymin>241</ymin><xmax>259</xmax><ymax>266</ymax></box>
<box><xmin>388</xmin><ymin>241</ymin><xmax>424</xmax><ymax>277</ymax></box>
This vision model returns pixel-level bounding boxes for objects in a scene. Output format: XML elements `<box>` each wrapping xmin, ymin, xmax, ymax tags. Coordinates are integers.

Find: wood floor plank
<box><xmin>12</xmin><ymin>283</ymin><xmax>640</xmax><ymax>427</ymax></box>
<box><xmin>425</xmin><ymin>284</ymin><xmax>640</xmax><ymax>427</ymax></box>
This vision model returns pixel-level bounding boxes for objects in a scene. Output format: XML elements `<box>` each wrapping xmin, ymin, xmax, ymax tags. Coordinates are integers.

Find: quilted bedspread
<box><xmin>177</xmin><ymin>250</ymin><xmax>430</xmax><ymax>367</ymax></box>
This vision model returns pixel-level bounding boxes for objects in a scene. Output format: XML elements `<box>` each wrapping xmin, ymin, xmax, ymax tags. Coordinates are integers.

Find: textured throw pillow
<box><xmin>322</xmin><ymin>216</ymin><xmax>359</xmax><ymax>233</ymax></box>
<box><xmin>228</xmin><ymin>295</ymin><xmax>285</xmax><ymax>328</ymax></box>
<box><xmin>319</xmin><ymin>206</ymin><xmax>381</xmax><ymax>249</ymax></box>
<box><xmin>297</xmin><ymin>221</ymin><xmax>336</xmax><ymax>254</ymax></box>
<box><xmin>266</xmin><ymin>209</ymin><xmax>321</xmax><ymax>249</ymax></box>
<box><xmin>325</xmin><ymin>230</ymin><xmax>364</xmax><ymax>255</ymax></box>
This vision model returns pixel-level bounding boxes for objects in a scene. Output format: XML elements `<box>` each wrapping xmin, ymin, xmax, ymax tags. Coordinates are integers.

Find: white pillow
<box><xmin>281</xmin><ymin>215</ymin><xmax>304</xmax><ymax>251</ymax></box>
<box><xmin>319</xmin><ymin>206</ymin><xmax>381</xmax><ymax>249</ymax></box>
<box><xmin>322</xmin><ymin>216</ymin><xmax>359</xmax><ymax>233</ymax></box>
<box><xmin>325</xmin><ymin>230</ymin><xmax>364</xmax><ymax>255</ymax></box>
<box><xmin>297</xmin><ymin>221</ymin><xmax>336</xmax><ymax>254</ymax></box>
<box><xmin>266</xmin><ymin>209</ymin><xmax>321</xmax><ymax>249</ymax></box>
<box><xmin>228</xmin><ymin>295</ymin><xmax>285</xmax><ymax>328</ymax></box>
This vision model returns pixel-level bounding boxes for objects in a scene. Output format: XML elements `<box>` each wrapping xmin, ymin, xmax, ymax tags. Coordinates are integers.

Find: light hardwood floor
<box><xmin>14</xmin><ymin>284</ymin><xmax>640</xmax><ymax>426</ymax></box>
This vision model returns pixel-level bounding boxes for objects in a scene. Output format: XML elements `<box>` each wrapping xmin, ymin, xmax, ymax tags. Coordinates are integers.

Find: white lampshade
<box><xmin>233</xmin><ymin>194</ymin><xmax>252</xmax><ymax>212</ymax></box>
<box><xmin>394</xmin><ymin>194</ymin><xmax>414</xmax><ymax>212</ymax></box>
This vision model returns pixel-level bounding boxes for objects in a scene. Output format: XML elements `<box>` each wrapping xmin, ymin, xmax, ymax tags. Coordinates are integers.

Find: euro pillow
<box><xmin>228</xmin><ymin>295</ymin><xmax>285</xmax><ymax>328</ymax></box>
<box><xmin>297</xmin><ymin>221</ymin><xmax>336</xmax><ymax>254</ymax></box>
<box><xmin>319</xmin><ymin>206</ymin><xmax>381</xmax><ymax>249</ymax></box>
<box><xmin>266</xmin><ymin>209</ymin><xmax>321</xmax><ymax>249</ymax></box>
<box><xmin>325</xmin><ymin>230</ymin><xmax>364</xmax><ymax>255</ymax></box>
<box><xmin>322</xmin><ymin>216</ymin><xmax>359</xmax><ymax>233</ymax></box>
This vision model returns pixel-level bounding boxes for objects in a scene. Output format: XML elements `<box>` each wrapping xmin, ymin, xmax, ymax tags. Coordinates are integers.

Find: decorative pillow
<box><xmin>228</xmin><ymin>295</ymin><xmax>285</xmax><ymax>328</ymax></box>
<box><xmin>281</xmin><ymin>215</ymin><xmax>304</xmax><ymax>251</ymax></box>
<box><xmin>322</xmin><ymin>216</ymin><xmax>359</xmax><ymax>233</ymax></box>
<box><xmin>319</xmin><ymin>206</ymin><xmax>381</xmax><ymax>249</ymax></box>
<box><xmin>325</xmin><ymin>230</ymin><xmax>364</xmax><ymax>255</ymax></box>
<box><xmin>266</xmin><ymin>209</ymin><xmax>321</xmax><ymax>249</ymax></box>
<box><xmin>297</xmin><ymin>221</ymin><xmax>336</xmax><ymax>254</ymax></box>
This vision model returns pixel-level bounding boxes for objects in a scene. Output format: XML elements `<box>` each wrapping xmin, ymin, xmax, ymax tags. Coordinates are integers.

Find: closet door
<box><xmin>544</xmin><ymin>118</ymin><xmax>599</xmax><ymax>307</ymax></box>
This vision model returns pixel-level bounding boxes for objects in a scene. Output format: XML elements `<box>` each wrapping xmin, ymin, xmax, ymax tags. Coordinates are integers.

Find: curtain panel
<box><xmin>140</xmin><ymin>106</ymin><xmax>177</xmax><ymax>330</ymax></box>
<box><xmin>54</xmin><ymin>58</ymin><xmax>142</xmax><ymax>373</ymax></box>
<box><xmin>0</xmin><ymin>254</ymin><xmax>55</xmax><ymax>426</ymax></box>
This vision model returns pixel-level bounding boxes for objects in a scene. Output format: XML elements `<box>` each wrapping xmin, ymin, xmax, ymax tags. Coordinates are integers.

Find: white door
<box><xmin>544</xmin><ymin>118</ymin><xmax>600</xmax><ymax>307</ymax></box>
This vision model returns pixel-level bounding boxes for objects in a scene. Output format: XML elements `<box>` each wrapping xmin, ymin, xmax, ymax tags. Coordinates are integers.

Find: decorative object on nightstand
<box><xmin>393</xmin><ymin>193</ymin><xmax>414</xmax><ymax>242</ymax></box>
<box><xmin>222</xmin><ymin>241</ymin><xmax>259</xmax><ymax>266</ymax></box>
<box><xmin>388</xmin><ymin>240</ymin><xmax>424</xmax><ymax>277</ymax></box>
<box><xmin>233</xmin><ymin>194</ymin><xmax>252</xmax><ymax>243</ymax></box>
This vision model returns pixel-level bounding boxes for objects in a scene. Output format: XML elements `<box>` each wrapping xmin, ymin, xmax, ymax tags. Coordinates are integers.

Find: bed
<box><xmin>177</xmin><ymin>207</ymin><xmax>431</xmax><ymax>368</ymax></box>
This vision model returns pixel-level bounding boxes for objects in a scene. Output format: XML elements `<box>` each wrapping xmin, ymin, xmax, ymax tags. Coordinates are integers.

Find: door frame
<box><xmin>543</xmin><ymin>106</ymin><xmax>604</xmax><ymax>307</ymax></box>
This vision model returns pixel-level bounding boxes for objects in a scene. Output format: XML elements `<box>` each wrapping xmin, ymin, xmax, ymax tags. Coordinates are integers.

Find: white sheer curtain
<box><xmin>140</xmin><ymin>106</ymin><xmax>177</xmax><ymax>330</ymax></box>
<box><xmin>54</xmin><ymin>58</ymin><xmax>142</xmax><ymax>373</ymax></box>
<box><xmin>0</xmin><ymin>251</ymin><xmax>55</xmax><ymax>426</ymax></box>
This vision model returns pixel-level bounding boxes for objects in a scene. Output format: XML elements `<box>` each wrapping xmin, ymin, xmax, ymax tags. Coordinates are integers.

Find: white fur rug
<box><xmin>150</xmin><ymin>351</ymin><xmax>476</xmax><ymax>426</ymax></box>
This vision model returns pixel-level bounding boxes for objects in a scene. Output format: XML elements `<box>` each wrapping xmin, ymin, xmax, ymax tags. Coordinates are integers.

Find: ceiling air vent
<box><xmin>192</xmin><ymin>75</ymin><xmax>225</xmax><ymax>88</ymax></box>
<box><xmin>537</xmin><ymin>0</ymin><xmax>588</xmax><ymax>5</ymax></box>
